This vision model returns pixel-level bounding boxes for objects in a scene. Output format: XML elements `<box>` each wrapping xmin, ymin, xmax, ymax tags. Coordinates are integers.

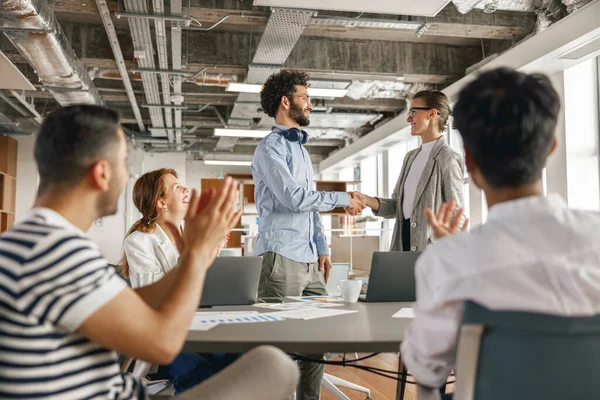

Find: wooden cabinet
<box><xmin>242</xmin><ymin>183</ymin><xmax>254</xmax><ymax>205</ymax></box>
<box><xmin>0</xmin><ymin>136</ymin><xmax>17</xmax><ymax>233</ymax></box>
<box><xmin>316</xmin><ymin>180</ymin><xmax>360</xmax><ymax>214</ymax></box>
<box><xmin>200</xmin><ymin>177</ymin><xmax>243</xmax><ymax>248</ymax></box>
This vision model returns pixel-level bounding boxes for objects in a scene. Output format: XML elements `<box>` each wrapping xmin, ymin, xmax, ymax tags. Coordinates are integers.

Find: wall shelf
<box><xmin>0</xmin><ymin>136</ymin><xmax>17</xmax><ymax>233</ymax></box>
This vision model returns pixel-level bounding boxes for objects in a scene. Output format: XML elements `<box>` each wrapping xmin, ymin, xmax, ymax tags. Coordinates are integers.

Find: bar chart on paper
<box><xmin>189</xmin><ymin>311</ymin><xmax>286</xmax><ymax>331</ymax></box>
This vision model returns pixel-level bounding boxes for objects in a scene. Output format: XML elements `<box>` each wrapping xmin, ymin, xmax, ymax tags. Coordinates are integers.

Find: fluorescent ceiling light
<box><xmin>311</xmin><ymin>17</ymin><xmax>422</xmax><ymax>31</ymax></box>
<box><xmin>226</xmin><ymin>82</ymin><xmax>348</xmax><ymax>98</ymax></box>
<box><xmin>214</xmin><ymin>128</ymin><xmax>271</xmax><ymax>138</ymax></box>
<box><xmin>204</xmin><ymin>160</ymin><xmax>252</xmax><ymax>166</ymax></box>
<box><xmin>307</xmin><ymin>88</ymin><xmax>348</xmax><ymax>98</ymax></box>
<box><xmin>226</xmin><ymin>82</ymin><xmax>263</xmax><ymax>93</ymax></box>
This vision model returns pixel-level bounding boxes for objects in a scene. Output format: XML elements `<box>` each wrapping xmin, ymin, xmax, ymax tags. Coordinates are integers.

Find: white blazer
<box><xmin>123</xmin><ymin>224</ymin><xmax>179</xmax><ymax>288</ymax></box>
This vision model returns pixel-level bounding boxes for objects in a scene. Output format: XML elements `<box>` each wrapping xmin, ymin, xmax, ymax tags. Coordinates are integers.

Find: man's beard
<box><xmin>289</xmin><ymin>101</ymin><xmax>310</xmax><ymax>127</ymax></box>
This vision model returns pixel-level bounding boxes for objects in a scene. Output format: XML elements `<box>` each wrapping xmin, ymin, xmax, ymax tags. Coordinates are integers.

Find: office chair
<box><xmin>443</xmin><ymin>301</ymin><xmax>600</xmax><ymax>400</ymax></box>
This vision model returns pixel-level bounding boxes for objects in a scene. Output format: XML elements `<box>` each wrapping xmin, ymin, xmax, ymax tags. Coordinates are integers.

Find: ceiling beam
<box><xmin>60</xmin><ymin>24</ymin><xmax>481</xmax><ymax>81</ymax></box>
<box><xmin>52</xmin><ymin>1</ymin><xmax>535</xmax><ymax>41</ymax></box>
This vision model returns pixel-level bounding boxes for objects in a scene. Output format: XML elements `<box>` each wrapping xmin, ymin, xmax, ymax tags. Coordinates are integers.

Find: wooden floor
<box><xmin>321</xmin><ymin>353</ymin><xmax>454</xmax><ymax>400</ymax></box>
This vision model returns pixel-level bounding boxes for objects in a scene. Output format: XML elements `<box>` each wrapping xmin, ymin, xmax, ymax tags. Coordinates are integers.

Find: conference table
<box><xmin>184</xmin><ymin>300</ymin><xmax>414</xmax><ymax>400</ymax></box>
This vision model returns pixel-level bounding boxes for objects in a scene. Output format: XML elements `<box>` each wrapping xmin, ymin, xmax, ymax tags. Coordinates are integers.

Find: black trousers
<box><xmin>402</xmin><ymin>218</ymin><xmax>411</xmax><ymax>251</ymax></box>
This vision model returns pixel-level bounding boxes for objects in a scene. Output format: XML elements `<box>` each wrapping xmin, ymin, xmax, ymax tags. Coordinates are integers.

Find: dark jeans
<box><xmin>402</xmin><ymin>218</ymin><xmax>411</xmax><ymax>251</ymax></box>
<box><xmin>442</xmin><ymin>394</ymin><xmax>453</xmax><ymax>400</ymax></box>
<box><xmin>153</xmin><ymin>352</ymin><xmax>240</xmax><ymax>394</ymax></box>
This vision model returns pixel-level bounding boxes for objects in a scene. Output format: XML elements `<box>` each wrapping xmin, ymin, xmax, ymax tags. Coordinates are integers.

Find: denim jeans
<box><xmin>154</xmin><ymin>353</ymin><xmax>240</xmax><ymax>394</ymax></box>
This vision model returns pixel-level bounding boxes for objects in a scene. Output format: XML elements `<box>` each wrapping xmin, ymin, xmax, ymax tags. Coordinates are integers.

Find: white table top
<box><xmin>184</xmin><ymin>301</ymin><xmax>413</xmax><ymax>353</ymax></box>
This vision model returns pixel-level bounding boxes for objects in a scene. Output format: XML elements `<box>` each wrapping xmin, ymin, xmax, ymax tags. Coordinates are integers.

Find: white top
<box><xmin>0</xmin><ymin>208</ymin><xmax>141</xmax><ymax>399</ymax></box>
<box><xmin>401</xmin><ymin>194</ymin><xmax>600</xmax><ymax>388</ymax></box>
<box><xmin>123</xmin><ymin>224</ymin><xmax>179</xmax><ymax>288</ymax></box>
<box><xmin>402</xmin><ymin>140</ymin><xmax>436</xmax><ymax>218</ymax></box>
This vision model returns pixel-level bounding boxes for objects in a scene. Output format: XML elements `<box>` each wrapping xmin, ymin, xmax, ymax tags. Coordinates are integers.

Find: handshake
<box><xmin>345</xmin><ymin>192</ymin><xmax>367</xmax><ymax>216</ymax></box>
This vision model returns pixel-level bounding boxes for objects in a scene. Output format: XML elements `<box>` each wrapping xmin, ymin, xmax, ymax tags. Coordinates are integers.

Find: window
<box><xmin>564</xmin><ymin>57</ymin><xmax>600</xmax><ymax>211</ymax></box>
<box><xmin>359</xmin><ymin>156</ymin><xmax>381</xmax><ymax>236</ymax></box>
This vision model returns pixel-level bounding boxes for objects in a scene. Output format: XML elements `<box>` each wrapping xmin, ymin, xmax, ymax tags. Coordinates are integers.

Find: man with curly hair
<box><xmin>251</xmin><ymin>70</ymin><xmax>365</xmax><ymax>399</ymax></box>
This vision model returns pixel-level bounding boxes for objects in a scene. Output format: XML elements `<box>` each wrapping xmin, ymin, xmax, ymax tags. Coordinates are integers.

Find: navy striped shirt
<box><xmin>0</xmin><ymin>209</ymin><xmax>143</xmax><ymax>399</ymax></box>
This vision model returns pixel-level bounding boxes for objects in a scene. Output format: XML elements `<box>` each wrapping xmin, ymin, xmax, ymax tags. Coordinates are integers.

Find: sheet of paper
<box><xmin>254</xmin><ymin>302</ymin><xmax>344</xmax><ymax>310</ymax></box>
<box><xmin>392</xmin><ymin>308</ymin><xmax>415</xmax><ymax>319</ymax></box>
<box><xmin>189</xmin><ymin>321</ymin><xmax>219</xmax><ymax>331</ymax></box>
<box><xmin>191</xmin><ymin>311</ymin><xmax>285</xmax><ymax>325</ymax></box>
<box><xmin>287</xmin><ymin>296</ymin><xmax>344</xmax><ymax>303</ymax></box>
<box><xmin>270</xmin><ymin>308</ymin><xmax>358</xmax><ymax>320</ymax></box>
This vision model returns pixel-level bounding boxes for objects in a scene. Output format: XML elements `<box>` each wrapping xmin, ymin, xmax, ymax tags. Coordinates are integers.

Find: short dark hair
<box><xmin>412</xmin><ymin>90</ymin><xmax>452</xmax><ymax>132</ymax></box>
<box><xmin>260</xmin><ymin>69</ymin><xmax>310</xmax><ymax>118</ymax></box>
<box><xmin>453</xmin><ymin>68</ymin><xmax>560</xmax><ymax>188</ymax></box>
<box><xmin>35</xmin><ymin>105</ymin><xmax>121</xmax><ymax>192</ymax></box>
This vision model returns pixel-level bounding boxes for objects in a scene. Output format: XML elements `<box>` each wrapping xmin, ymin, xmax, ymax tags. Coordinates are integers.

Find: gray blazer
<box><xmin>375</xmin><ymin>136</ymin><xmax>464</xmax><ymax>251</ymax></box>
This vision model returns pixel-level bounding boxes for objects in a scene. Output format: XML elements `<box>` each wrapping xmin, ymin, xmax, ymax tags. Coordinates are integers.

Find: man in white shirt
<box><xmin>401</xmin><ymin>67</ymin><xmax>600</xmax><ymax>393</ymax></box>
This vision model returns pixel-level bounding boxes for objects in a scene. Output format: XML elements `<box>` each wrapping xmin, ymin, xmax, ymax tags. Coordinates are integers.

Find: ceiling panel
<box><xmin>0</xmin><ymin>51</ymin><xmax>35</xmax><ymax>91</ymax></box>
<box><xmin>253</xmin><ymin>0</ymin><xmax>452</xmax><ymax>17</ymax></box>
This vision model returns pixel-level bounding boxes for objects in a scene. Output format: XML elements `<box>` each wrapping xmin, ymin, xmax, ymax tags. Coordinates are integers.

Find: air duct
<box><xmin>0</xmin><ymin>0</ymin><xmax>101</xmax><ymax>105</ymax></box>
<box><xmin>451</xmin><ymin>0</ymin><xmax>568</xmax><ymax>33</ymax></box>
<box><xmin>221</xmin><ymin>8</ymin><xmax>315</xmax><ymax>151</ymax></box>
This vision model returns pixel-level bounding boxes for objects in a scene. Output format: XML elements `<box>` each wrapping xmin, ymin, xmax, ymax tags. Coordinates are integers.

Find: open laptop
<box><xmin>199</xmin><ymin>256</ymin><xmax>262</xmax><ymax>307</ymax></box>
<box><xmin>358</xmin><ymin>251</ymin><xmax>422</xmax><ymax>302</ymax></box>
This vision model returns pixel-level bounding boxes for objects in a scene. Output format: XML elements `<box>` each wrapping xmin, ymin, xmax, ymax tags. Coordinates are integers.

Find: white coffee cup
<box><xmin>338</xmin><ymin>279</ymin><xmax>362</xmax><ymax>303</ymax></box>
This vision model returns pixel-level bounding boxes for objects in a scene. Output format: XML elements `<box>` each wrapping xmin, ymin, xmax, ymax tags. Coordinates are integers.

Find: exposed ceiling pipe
<box><xmin>0</xmin><ymin>0</ymin><xmax>101</xmax><ymax>106</ymax></box>
<box><xmin>95</xmin><ymin>0</ymin><xmax>145</xmax><ymax>132</ymax></box>
<box><xmin>150</xmin><ymin>0</ymin><xmax>175</xmax><ymax>143</ymax></box>
<box><xmin>222</xmin><ymin>8</ymin><xmax>315</xmax><ymax>152</ymax></box>
<box><xmin>451</xmin><ymin>0</ymin><xmax>569</xmax><ymax>33</ymax></box>
<box><xmin>0</xmin><ymin>111</ymin><xmax>29</xmax><ymax>135</ymax></box>
<box><xmin>123</xmin><ymin>0</ymin><xmax>166</xmax><ymax>138</ymax></box>
<box><xmin>0</xmin><ymin>91</ymin><xmax>32</xmax><ymax>119</ymax></box>
<box><xmin>170</xmin><ymin>0</ymin><xmax>183</xmax><ymax>145</ymax></box>
<box><xmin>9</xmin><ymin>90</ymin><xmax>42</xmax><ymax>124</ymax></box>
<box><xmin>561</xmin><ymin>0</ymin><xmax>592</xmax><ymax>12</ymax></box>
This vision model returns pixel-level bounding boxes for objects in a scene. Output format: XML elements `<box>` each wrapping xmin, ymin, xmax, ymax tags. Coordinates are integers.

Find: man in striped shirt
<box><xmin>0</xmin><ymin>105</ymin><xmax>298</xmax><ymax>399</ymax></box>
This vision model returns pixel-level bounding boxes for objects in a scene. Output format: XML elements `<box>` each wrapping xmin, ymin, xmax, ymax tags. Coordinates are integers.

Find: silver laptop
<box><xmin>358</xmin><ymin>251</ymin><xmax>421</xmax><ymax>303</ymax></box>
<box><xmin>199</xmin><ymin>256</ymin><xmax>262</xmax><ymax>307</ymax></box>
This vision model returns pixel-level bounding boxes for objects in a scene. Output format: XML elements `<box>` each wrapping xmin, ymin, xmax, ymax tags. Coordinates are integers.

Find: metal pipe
<box><xmin>131</xmin><ymin>68</ymin><xmax>191</xmax><ymax>76</ymax></box>
<box><xmin>148</xmin><ymin>127</ymin><xmax>186</xmax><ymax>132</ymax></box>
<box><xmin>210</xmin><ymin>106</ymin><xmax>227</xmax><ymax>127</ymax></box>
<box><xmin>141</xmin><ymin>104</ymin><xmax>188</xmax><ymax>109</ymax></box>
<box><xmin>186</xmin><ymin>14</ymin><xmax>233</xmax><ymax>31</ymax></box>
<box><xmin>0</xmin><ymin>91</ymin><xmax>31</xmax><ymax>118</ymax></box>
<box><xmin>9</xmin><ymin>91</ymin><xmax>42</xmax><ymax>124</ymax></box>
<box><xmin>124</xmin><ymin>0</ymin><xmax>166</xmax><ymax>138</ymax></box>
<box><xmin>96</xmin><ymin>0</ymin><xmax>145</xmax><ymax>132</ymax></box>
<box><xmin>1</xmin><ymin>0</ymin><xmax>101</xmax><ymax>106</ymax></box>
<box><xmin>171</xmin><ymin>0</ymin><xmax>184</xmax><ymax>145</ymax></box>
<box><xmin>115</xmin><ymin>11</ymin><xmax>191</xmax><ymax>23</ymax></box>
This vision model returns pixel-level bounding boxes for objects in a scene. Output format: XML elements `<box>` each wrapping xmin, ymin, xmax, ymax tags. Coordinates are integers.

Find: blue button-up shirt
<box><xmin>251</xmin><ymin>124</ymin><xmax>350</xmax><ymax>263</ymax></box>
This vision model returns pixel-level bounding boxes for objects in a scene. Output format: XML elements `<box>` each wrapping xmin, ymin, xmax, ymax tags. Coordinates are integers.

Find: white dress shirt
<box><xmin>402</xmin><ymin>140</ymin><xmax>436</xmax><ymax>218</ymax></box>
<box><xmin>401</xmin><ymin>194</ymin><xmax>600</xmax><ymax>388</ymax></box>
<box><xmin>123</xmin><ymin>224</ymin><xmax>179</xmax><ymax>288</ymax></box>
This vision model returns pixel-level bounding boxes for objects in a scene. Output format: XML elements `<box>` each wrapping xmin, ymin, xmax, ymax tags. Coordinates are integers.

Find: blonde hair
<box><xmin>413</xmin><ymin>90</ymin><xmax>452</xmax><ymax>133</ymax></box>
<box><xmin>118</xmin><ymin>168</ymin><xmax>178</xmax><ymax>279</ymax></box>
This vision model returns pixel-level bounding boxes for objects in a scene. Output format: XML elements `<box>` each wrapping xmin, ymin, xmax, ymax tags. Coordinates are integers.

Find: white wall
<box><xmin>185</xmin><ymin>160</ymin><xmax>251</xmax><ymax>191</ymax></box>
<box><xmin>143</xmin><ymin>152</ymin><xmax>187</xmax><ymax>185</ymax></box>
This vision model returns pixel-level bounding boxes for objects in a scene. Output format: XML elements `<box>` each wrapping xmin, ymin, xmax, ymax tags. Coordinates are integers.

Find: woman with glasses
<box><xmin>347</xmin><ymin>90</ymin><xmax>466</xmax><ymax>251</ymax></box>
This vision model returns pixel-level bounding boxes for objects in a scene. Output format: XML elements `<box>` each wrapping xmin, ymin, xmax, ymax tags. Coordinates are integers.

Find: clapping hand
<box><xmin>345</xmin><ymin>192</ymin><xmax>366</xmax><ymax>216</ymax></box>
<box><xmin>424</xmin><ymin>200</ymin><xmax>469</xmax><ymax>239</ymax></box>
<box><xmin>165</xmin><ymin>177</ymin><xmax>242</xmax><ymax>270</ymax></box>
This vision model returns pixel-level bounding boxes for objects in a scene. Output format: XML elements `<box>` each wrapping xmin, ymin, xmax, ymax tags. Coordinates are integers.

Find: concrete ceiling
<box><xmin>0</xmin><ymin>0</ymin><xmax>572</xmax><ymax>161</ymax></box>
